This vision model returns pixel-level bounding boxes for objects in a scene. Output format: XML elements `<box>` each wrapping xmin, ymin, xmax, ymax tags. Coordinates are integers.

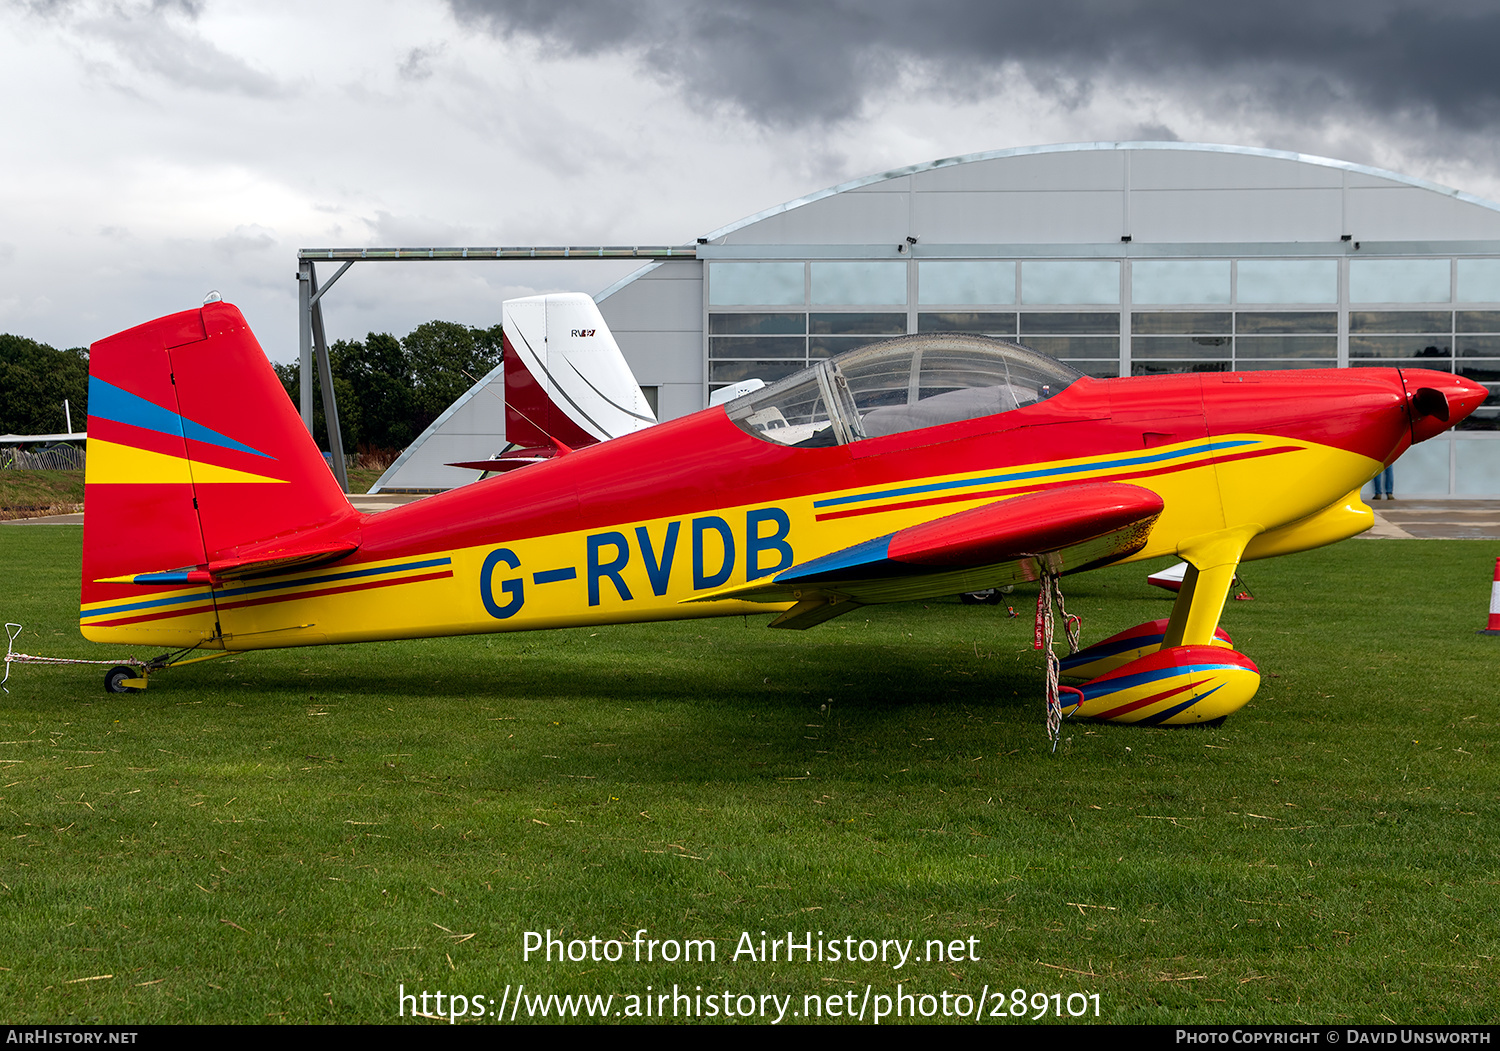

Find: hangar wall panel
<box><xmin>913</xmin><ymin>191</ymin><xmax>1125</xmax><ymax>243</ymax></box>
<box><xmin>912</xmin><ymin>151</ymin><xmax>1124</xmax><ymax>192</ymax></box>
<box><xmin>1345</xmin><ymin>188</ymin><xmax>1500</xmax><ymax>240</ymax></box>
<box><xmin>726</xmin><ymin>193</ymin><xmax>910</xmax><ymax>244</ymax></box>
<box><xmin>599</xmin><ymin>265</ymin><xmax>703</xmax><ymax>330</ymax></box>
<box><xmin>1129</xmin><ymin>150</ymin><xmax>1344</xmax><ymax>189</ymax></box>
<box><xmin>612</xmin><ymin>331</ymin><xmax>702</xmax><ymax>381</ymax></box>
<box><xmin>1130</xmin><ymin>188</ymin><xmax>1344</xmax><ymax>242</ymax></box>
<box><xmin>597</xmin><ymin>263</ymin><xmax>704</xmax><ymax>391</ymax></box>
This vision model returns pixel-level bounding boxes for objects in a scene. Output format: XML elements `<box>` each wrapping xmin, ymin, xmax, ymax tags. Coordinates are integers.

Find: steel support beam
<box><xmin>292</xmin><ymin>244</ymin><xmax>697</xmax><ymax>495</ymax></box>
<box><xmin>297</xmin><ymin>259</ymin><xmax>349</xmax><ymax>493</ymax></box>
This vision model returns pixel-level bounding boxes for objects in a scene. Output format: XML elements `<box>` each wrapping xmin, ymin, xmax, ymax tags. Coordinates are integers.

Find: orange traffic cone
<box><xmin>1481</xmin><ymin>557</ymin><xmax>1500</xmax><ymax>636</ymax></box>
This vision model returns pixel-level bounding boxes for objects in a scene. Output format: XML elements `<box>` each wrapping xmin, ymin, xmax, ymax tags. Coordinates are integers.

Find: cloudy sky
<box><xmin>6</xmin><ymin>0</ymin><xmax>1500</xmax><ymax>359</ymax></box>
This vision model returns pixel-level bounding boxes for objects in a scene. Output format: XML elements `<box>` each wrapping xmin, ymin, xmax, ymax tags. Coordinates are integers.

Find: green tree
<box><xmin>272</xmin><ymin>361</ymin><xmax>360</xmax><ymax>452</ymax></box>
<box><xmin>0</xmin><ymin>335</ymin><xmax>89</xmax><ymax>436</ymax></box>
<box><xmin>402</xmin><ymin>321</ymin><xmax>503</xmax><ymax>432</ymax></box>
<box><xmin>272</xmin><ymin>321</ymin><xmax>502</xmax><ymax>457</ymax></box>
<box><xmin>334</xmin><ymin>332</ymin><xmax>415</xmax><ymax>450</ymax></box>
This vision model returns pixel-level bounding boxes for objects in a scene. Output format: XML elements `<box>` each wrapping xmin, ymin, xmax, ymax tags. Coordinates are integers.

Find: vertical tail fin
<box><xmin>501</xmin><ymin>292</ymin><xmax>656</xmax><ymax>450</ymax></box>
<box><xmin>82</xmin><ymin>302</ymin><xmax>360</xmax><ymax>645</ymax></box>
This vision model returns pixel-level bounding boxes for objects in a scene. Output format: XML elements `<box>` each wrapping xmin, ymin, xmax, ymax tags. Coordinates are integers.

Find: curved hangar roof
<box><xmin>592</xmin><ymin>142</ymin><xmax>1500</xmax><ymax>498</ymax></box>
<box><xmin>693</xmin><ymin>141</ymin><xmax>1500</xmax><ymax>246</ymax></box>
<box><xmin>382</xmin><ymin>144</ymin><xmax>1500</xmax><ymax>496</ymax></box>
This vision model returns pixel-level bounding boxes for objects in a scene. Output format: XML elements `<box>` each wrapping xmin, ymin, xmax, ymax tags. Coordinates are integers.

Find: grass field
<box><xmin>1</xmin><ymin>526</ymin><xmax>1497</xmax><ymax>1024</ymax></box>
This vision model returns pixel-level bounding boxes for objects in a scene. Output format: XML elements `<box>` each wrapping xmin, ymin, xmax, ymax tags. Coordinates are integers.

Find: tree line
<box><xmin>0</xmin><ymin>335</ymin><xmax>89</xmax><ymax>437</ymax></box>
<box><xmin>273</xmin><ymin>320</ymin><xmax>504</xmax><ymax>455</ymax></box>
<box><xmin>0</xmin><ymin>321</ymin><xmax>502</xmax><ymax>456</ymax></box>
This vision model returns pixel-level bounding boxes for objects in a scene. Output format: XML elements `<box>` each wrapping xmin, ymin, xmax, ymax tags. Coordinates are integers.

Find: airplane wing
<box><xmin>690</xmin><ymin>483</ymin><xmax>1163</xmax><ymax>629</ymax></box>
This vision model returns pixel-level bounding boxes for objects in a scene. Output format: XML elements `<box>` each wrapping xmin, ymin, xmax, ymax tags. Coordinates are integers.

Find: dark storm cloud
<box><xmin>445</xmin><ymin>0</ymin><xmax>1500</xmax><ymax>132</ymax></box>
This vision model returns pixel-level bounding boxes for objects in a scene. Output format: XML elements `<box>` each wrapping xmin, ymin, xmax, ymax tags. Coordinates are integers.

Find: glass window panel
<box><xmin>1457</xmin><ymin>310</ymin><xmax>1500</xmax><ymax>333</ymax></box>
<box><xmin>1235</xmin><ymin>311</ymin><xmax>1338</xmax><ymax>333</ymax></box>
<box><xmin>709</xmin><ymin>312</ymin><xmax>805</xmax><ymax>335</ymax></box>
<box><xmin>1022</xmin><ymin>336</ymin><xmax>1119</xmax><ymax>359</ymax></box>
<box><xmin>1021</xmin><ymin>261</ymin><xmax>1120</xmax><ymax>305</ymax></box>
<box><xmin>1457</xmin><ymin>360</ymin><xmax>1500</xmax><ymax>384</ymax></box>
<box><xmin>809</xmin><ymin>312</ymin><xmax>907</xmax><ymax>335</ymax></box>
<box><xmin>1131</xmin><ymin>361</ymin><xmax>1231</xmax><ymax>375</ymax></box>
<box><xmin>810</xmin><ymin>336</ymin><xmax>893</xmax><ymax>358</ymax></box>
<box><xmin>1233</xmin><ymin>358</ymin><xmax>1336</xmax><ymax>371</ymax></box>
<box><xmin>918</xmin><ymin>312</ymin><xmax>1017</xmax><ymax>335</ymax></box>
<box><xmin>1132</xmin><ymin>260</ymin><xmax>1231</xmax><ymax>305</ymax></box>
<box><xmin>1349</xmin><ymin>310</ymin><xmax>1451</xmax><ymax>333</ymax></box>
<box><xmin>1132</xmin><ymin>336</ymin><xmax>1232</xmax><ymax>360</ymax></box>
<box><xmin>709</xmin><ymin>337</ymin><xmax>806</xmax><ymax>359</ymax></box>
<box><xmin>1457</xmin><ymin>259</ymin><xmax>1500</xmax><ymax>303</ymax></box>
<box><xmin>1459</xmin><ymin>336</ymin><xmax>1500</xmax><ymax>357</ymax></box>
<box><xmin>710</xmin><ymin>360</ymin><xmax>807</xmax><ymax>384</ymax></box>
<box><xmin>918</xmin><ymin>261</ymin><xmax>1016</xmax><ymax>305</ymax></box>
<box><xmin>708</xmin><ymin>262</ymin><xmax>805</xmax><ymax>306</ymax></box>
<box><xmin>1349</xmin><ymin>258</ymin><xmax>1451</xmax><ymax>303</ymax></box>
<box><xmin>1132</xmin><ymin>312</ymin><xmax>1232</xmax><ymax>335</ymax></box>
<box><xmin>811</xmin><ymin>261</ymin><xmax>907</xmax><ymax>306</ymax></box>
<box><xmin>1065</xmin><ymin>361</ymin><xmax>1120</xmax><ymax>378</ymax></box>
<box><xmin>1349</xmin><ymin>336</ymin><xmax>1451</xmax><ymax>359</ymax></box>
<box><xmin>1234</xmin><ymin>335</ymin><xmax>1339</xmax><ymax>358</ymax></box>
<box><xmin>1020</xmin><ymin>312</ymin><xmax>1120</xmax><ymax>335</ymax></box>
<box><xmin>1454</xmin><ymin>369</ymin><xmax>1500</xmax><ymax>431</ymax></box>
<box><xmin>1236</xmin><ymin>260</ymin><xmax>1337</xmax><ymax>304</ymax></box>
<box><xmin>1349</xmin><ymin>359</ymin><xmax>1453</xmax><ymax>371</ymax></box>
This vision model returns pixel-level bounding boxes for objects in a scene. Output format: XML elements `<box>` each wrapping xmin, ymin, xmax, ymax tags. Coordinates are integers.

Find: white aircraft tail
<box><xmin>501</xmin><ymin>292</ymin><xmax>656</xmax><ymax>451</ymax></box>
<box><xmin>372</xmin><ymin>292</ymin><xmax>655</xmax><ymax>490</ymax></box>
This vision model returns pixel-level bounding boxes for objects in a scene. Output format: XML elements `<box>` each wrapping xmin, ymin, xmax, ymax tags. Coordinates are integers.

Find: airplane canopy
<box><xmin>725</xmin><ymin>334</ymin><xmax>1081</xmax><ymax>447</ymax></box>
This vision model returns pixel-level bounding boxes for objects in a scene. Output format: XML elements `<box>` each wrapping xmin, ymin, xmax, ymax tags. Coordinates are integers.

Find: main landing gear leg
<box><xmin>1163</xmin><ymin>525</ymin><xmax>1261</xmax><ymax>649</ymax></box>
<box><xmin>1061</xmin><ymin>525</ymin><xmax>1264</xmax><ymax>727</ymax></box>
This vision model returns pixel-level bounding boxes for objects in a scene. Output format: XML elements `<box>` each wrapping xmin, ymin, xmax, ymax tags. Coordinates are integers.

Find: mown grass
<box><xmin>0</xmin><ymin>526</ymin><xmax>1496</xmax><ymax>1024</ymax></box>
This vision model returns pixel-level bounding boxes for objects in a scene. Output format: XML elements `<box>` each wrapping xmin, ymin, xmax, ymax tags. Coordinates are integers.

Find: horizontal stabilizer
<box><xmin>447</xmin><ymin>442</ymin><xmax>573</xmax><ymax>474</ymax></box>
<box><xmin>113</xmin><ymin>540</ymin><xmax>361</xmax><ymax>587</ymax></box>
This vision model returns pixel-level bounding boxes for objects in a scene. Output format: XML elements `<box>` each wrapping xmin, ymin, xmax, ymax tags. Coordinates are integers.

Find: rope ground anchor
<box><xmin>4</xmin><ymin>622</ymin><xmax>152</xmax><ymax>693</ymax></box>
<box><xmin>3</xmin><ymin>623</ymin><xmax>225</xmax><ymax>693</ymax></box>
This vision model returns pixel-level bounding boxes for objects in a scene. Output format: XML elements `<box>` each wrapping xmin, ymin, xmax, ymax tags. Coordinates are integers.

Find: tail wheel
<box><xmin>104</xmin><ymin>666</ymin><xmax>137</xmax><ymax>694</ymax></box>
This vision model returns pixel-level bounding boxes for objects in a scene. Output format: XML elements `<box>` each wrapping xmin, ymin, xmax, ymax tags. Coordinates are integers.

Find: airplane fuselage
<box><xmin>81</xmin><ymin>366</ymin><xmax>1445</xmax><ymax>652</ymax></box>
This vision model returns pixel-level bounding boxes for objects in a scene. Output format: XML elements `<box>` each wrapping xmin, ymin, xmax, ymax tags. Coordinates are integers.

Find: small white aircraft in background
<box><xmin>447</xmin><ymin>292</ymin><xmax>657</xmax><ymax>475</ymax></box>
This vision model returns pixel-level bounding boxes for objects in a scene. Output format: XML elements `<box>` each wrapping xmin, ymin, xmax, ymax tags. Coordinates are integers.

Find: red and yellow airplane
<box><xmin>79</xmin><ymin>301</ymin><xmax>1484</xmax><ymax>726</ymax></box>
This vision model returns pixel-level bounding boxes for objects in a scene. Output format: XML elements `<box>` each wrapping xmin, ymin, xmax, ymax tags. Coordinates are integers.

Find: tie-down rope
<box><xmin>3</xmin><ymin>623</ymin><xmax>148</xmax><ymax>693</ymax></box>
<box><xmin>1033</xmin><ymin>575</ymin><xmax>1082</xmax><ymax>751</ymax></box>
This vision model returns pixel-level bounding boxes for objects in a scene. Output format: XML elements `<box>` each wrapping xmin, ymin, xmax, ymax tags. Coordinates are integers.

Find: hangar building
<box><xmin>395</xmin><ymin>142</ymin><xmax>1500</xmax><ymax>496</ymax></box>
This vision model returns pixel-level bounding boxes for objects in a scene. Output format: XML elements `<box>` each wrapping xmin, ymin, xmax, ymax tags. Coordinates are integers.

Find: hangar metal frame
<box><xmin>294</xmin><ymin>245</ymin><xmax>697</xmax><ymax>491</ymax></box>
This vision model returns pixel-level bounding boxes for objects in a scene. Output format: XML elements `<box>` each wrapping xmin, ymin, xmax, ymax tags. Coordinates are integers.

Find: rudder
<box><xmin>81</xmin><ymin>302</ymin><xmax>360</xmax><ymax>647</ymax></box>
